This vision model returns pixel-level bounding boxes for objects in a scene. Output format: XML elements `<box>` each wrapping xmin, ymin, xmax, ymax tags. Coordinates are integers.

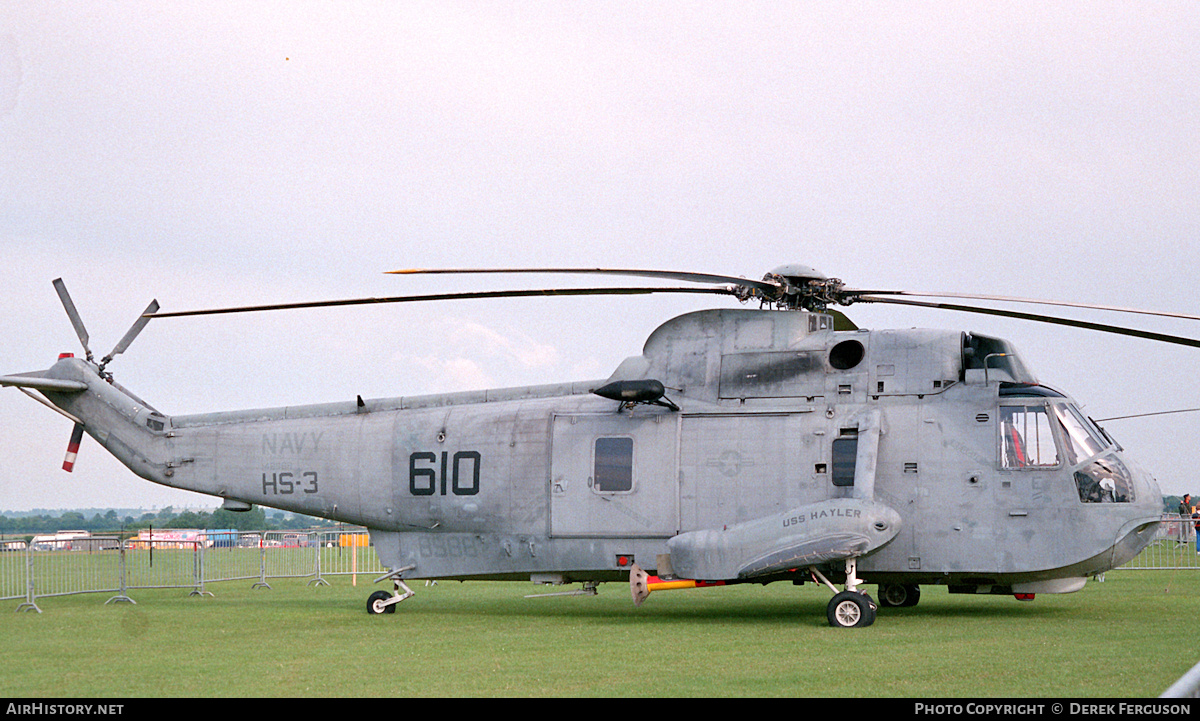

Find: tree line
<box><xmin>0</xmin><ymin>505</ymin><xmax>336</xmax><ymax>538</ymax></box>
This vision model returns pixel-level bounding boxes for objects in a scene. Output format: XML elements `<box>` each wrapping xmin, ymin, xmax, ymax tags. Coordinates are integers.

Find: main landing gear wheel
<box><xmin>827</xmin><ymin>591</ymin><xmax>877</xmax><ymax>628</ymax></box>
<box><xmin>367</xmin><ymin>590</ymin><xmax>396</xmax><ymax>614</ymax></box>
<box><xmin>878</xmin><ymin>583</ymin><xmax>921</xmax><ymax>608</ymax></box>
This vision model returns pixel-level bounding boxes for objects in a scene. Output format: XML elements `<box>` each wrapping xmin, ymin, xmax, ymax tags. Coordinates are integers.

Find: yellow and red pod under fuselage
<box><xmin>646</xmin><ymin>576</ymin><xmax>726</xmax><ymax>592</ymax></box>
<box><xmin>629</xmin><ymin>563</ymin><xmax>727</xmax><ymax>607</ymax></box>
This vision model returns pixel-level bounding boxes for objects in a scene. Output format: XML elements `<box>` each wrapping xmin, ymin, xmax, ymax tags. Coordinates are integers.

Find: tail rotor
<box><xmin>62</xmin><ymin>423</ymin><xmax>84</xmax><ymax>472</ymax></box>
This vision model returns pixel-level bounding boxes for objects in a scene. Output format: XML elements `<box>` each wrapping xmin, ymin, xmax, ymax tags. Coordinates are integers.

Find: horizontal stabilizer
<box><xmin>0</xmin><ymin>373</ymin><xmax>88</xmax><ymax>393</ymax></box>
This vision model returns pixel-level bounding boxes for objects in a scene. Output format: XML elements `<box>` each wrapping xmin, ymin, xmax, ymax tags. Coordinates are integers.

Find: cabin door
<box><xmin>549</xmin><ymin>412</ymin><xmax>680</xmax><ymax>538</ymax></box>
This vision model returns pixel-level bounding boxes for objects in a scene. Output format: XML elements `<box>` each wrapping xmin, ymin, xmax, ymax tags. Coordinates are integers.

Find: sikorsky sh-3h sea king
<box><xmin>2</xmin><ymin>265</ymin><xmax>1187</xmax><ymax>627</ymax></box>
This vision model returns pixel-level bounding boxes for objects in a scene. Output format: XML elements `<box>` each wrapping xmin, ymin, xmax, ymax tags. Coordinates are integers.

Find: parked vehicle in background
<box><xmin>237</xmin><ymin>534</ymin><xmax>262</xmax><ymax>548</ymax></box>
<box><xmin>279</xmin><ymin>533</ymin><xmax>308</xmax><ymax>548</ymax></box>
<box><xmin>207</xmin><ymin>530</ymin><xmax>240</xmax><ymax>548</ymax></box>
<box><xmin>30</xmin><ymin>530</ymin><xmax>90</xmax><ymax>551</ymax></box>
<box><xmin>124</xmin><ymin>529</ymin><xmax>207</xmax><ymax>549</ymax></box>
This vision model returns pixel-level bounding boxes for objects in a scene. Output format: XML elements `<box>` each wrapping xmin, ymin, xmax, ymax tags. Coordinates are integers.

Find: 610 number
<box><xmin>409</xmin><ymin>451</ymin><xmax>481</xmax><ymax>496</ymax></box>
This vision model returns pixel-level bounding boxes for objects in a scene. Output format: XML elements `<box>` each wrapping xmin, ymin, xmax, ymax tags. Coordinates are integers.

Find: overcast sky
<box><xmin>1</xmin><ymin>2</ymin><xmax>1198</xmax><ymax>512</ymax></box>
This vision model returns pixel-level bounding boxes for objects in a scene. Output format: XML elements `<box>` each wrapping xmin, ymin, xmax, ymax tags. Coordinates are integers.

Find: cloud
<box><xmin>400</xmin><ymin>316</ymin><xmax>562</xmax><ymax>393</ymax></box>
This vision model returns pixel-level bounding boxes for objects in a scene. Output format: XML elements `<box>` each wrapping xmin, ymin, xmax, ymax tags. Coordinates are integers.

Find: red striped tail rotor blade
<box><xmin>62</xmin><ymin>423</ymin><xmax>84</xmax><ymax>472</ymax></box>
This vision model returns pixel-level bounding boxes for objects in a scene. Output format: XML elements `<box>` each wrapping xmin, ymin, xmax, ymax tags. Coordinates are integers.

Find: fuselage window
<box><xmin>594</xmin><ymin>436</ymin><xmax>634</xmax><ymax>492</ymax></box>
<box><xmin>999</xmin><ymin>405</ymin><xmax>1061</xmax><ymax>469</ymax></box>
<box><xmin>831</xmin><ymin>437</ymin><xmax>858</xmax><ymax>486</ymax></box>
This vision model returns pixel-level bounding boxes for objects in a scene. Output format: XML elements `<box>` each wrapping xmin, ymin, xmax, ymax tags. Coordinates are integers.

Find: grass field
<box><xmin>2</xmin><ymin>570</ymin><xmax>1198</xmax><ymax>698</ymax></box>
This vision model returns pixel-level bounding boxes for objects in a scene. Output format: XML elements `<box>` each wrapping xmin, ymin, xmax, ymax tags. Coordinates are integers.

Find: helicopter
<box><xmin>1</xmin><ymin>265</ymin><xmax>1187</xmax><ymax>627</ymax></box>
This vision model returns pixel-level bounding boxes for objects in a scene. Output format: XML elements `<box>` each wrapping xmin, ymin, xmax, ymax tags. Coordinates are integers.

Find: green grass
<box><xmin>1</xmin><ymin>571</ymin><xmax>1197</xmax><ymax>697</ymax></box>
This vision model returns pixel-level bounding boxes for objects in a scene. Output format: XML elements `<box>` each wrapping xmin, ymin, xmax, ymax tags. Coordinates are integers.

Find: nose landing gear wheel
<box><xmin>827</xmin><ymin>591</ymin><xmax>877</xmax><ymax>628</ymax></box>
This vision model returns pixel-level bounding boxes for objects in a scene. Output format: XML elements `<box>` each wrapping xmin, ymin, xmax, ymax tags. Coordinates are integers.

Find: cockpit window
<box><xmin>1045</xmin><ymin>403</ymin><xmax>1130</xmax><ymax>503</ymax></box>
<box><xmin>1073</xmin><ymin>456</ymin><xmax>1136</xmax><ymax>503</ymax></box>
<box><xmin>999</xmin><ymin>405</ymin><xmax>1061</xmax><ymax>469</ymax></box>
<box><xmin>998</xmin><ymin>401</ymin><xmax>1132</xmax><ymax>502</ymax></box>
<box><xmin>1051</xmin><ymin>404</ymin><xmax>1109</xmax><ymax>465</ymax></box>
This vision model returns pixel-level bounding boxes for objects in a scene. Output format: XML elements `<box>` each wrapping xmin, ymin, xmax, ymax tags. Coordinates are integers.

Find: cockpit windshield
<box><xmin>1050</xmin><ymin>403</ymin><xmax>1134</xmax><ymax>503</ymax></box>
<box><xmin>997</xmin><ymin>399</ymin><xmax>1133</xmax><ymax>503</ymax></box>
<box><xmin>1052</xmin><ymin>404</ymin><xmax>1108</xmax><ymax>466</ymax></box>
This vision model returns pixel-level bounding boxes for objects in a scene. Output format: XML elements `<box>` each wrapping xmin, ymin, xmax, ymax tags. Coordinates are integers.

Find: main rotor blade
<box><xmin>388</xmin><ymin>267</ymin><xmax>779</xmax><ymax>294</ymax></box>
<box><xmin>1095</xmin><ymin>407</ymin><xmax>1200</xmax><ymax>422</ymax></box>
<box><xmin>101</xmin><ymin>299</ymin><xmax>159</xmax><ymax>367</ymax></box>
<box><xmin>855</xmin><ymin>295</ymin><xmax>1200</xmax><ymax>348</ymax></box>
<box><xmin>146</xmin><ymin>286</ymin><xmax>737</xmax><ymax>319</ymax></box>
<box><xmin>52</xmin><ymin>278</ymin><xmax>92</xmax><ymax>359</ymax></box>
<box><xmin>844</xmin><ymin>289</ymin><xmax>1200</xmax><ymax>323</ymax></box>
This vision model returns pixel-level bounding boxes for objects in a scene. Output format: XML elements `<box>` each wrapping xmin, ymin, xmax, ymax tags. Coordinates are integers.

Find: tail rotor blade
<box><xmin>52</xmin><ymin>278</ymin><xmax>94</xmax><ymax>362</ymax></box>
<box><xmin>62</xmin><ymin>423</ymin><xmax>84</xmax><ymax>472</ymax></box>
<box><xmin>100</xmin><ymin>299</ymin><xmax>159</xmax><ymax>370</ymax></box>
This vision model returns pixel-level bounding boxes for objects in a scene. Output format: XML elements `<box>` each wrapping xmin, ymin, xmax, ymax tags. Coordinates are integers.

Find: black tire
<box><xmin>879</xmin><ymin>584</ymin><xmax>906</xmax><ymax>607</ymax></box>
<box><xmin>827</xmin><ymin>591</ymin><xmax>876</xmax><ymax>628</ymax></box>
<box><xmin>879</xmin><ymin>583</ymin><xmax>921</xmax><ymax>608</ymax></box>
<box><xmin>367</xmin><ymin>590</ymin><xmax>396</xmax><ymax>615</ymax></box>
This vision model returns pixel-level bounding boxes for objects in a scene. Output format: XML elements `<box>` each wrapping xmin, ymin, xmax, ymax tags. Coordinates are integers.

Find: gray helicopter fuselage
<box><xmin>36</xmin><ymin>308</ymin><xmax>1163</xmax><ymax>591</ymax></box>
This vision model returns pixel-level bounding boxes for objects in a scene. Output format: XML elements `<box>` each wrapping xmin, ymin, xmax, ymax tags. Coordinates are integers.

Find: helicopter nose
<box><xmin>1093</xmin><ymin>456</ymin><xmax>1164</xmax><ymax>570</ymax></box>
<box><xmin>1131</xmin><ymin>460</ymin><xmax>1162</xmax><ymax>508</ymax></box>
<box><xmin>1132</xmin><ymin>460</ymin><xmax>1165</xmax><ymax>537</ymax></box>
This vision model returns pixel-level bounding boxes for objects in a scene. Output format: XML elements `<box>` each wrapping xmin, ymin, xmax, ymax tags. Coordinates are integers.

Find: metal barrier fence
<box><xmin>4</xmin><ymin>517</ymin><xmax>1198</xmax><ymax>611</ymax></box>
<box><xmin>1124</xmin><ymin>515</ymin><xmax>1200</xmax><ymax>570</ymax></box>
<box><xmin>1</xmin><ymin>529</ymin><xmax>386</xmax><ymax>612</ymax></box>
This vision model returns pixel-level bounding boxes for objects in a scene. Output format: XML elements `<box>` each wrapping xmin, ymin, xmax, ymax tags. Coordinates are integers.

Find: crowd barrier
<box><xmin>1</xmin><ymin>528</ymin><xmax>385</xmax><ymax>612</ymax></box>
<box><xmin>4</xmin><ymin>517</ymin><xmax>1197</xmax><ymax>611</ymax></box>
<box><xmin>1127</xmin><ymin>515</ymin><xmax>1200</xmax><ymax>570</ymax></box>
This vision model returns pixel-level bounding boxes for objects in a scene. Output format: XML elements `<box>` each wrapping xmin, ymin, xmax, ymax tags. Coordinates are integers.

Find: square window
<box><xmin>999</xmin><ymin>405</ymin><xmax>1060</xmax><ymax>469</ymax></box>
<box><xmin>594</xmin><ymin>437</ymin><xmax>633</xmax><ymax>492</ymax></box>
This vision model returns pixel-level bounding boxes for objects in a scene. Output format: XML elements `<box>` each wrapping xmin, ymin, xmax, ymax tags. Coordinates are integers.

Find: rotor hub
<box><xmin>758</xmin><ymin>266</ymin><xmax>846</xmax><ymax>312</ymax></box>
